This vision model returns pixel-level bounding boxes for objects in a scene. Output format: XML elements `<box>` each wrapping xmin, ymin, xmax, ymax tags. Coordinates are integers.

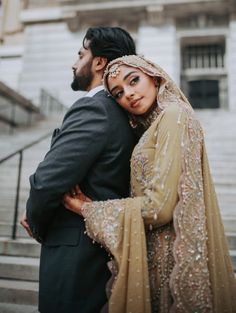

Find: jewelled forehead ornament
<box><xmin>106</xmin><ymin>63</ymin><xmax>121</xmax><ymax>78</ymax></box>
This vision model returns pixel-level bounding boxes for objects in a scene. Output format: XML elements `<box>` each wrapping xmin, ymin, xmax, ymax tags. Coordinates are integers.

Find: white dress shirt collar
<box><xmin>86</xmin><ymin>85</ymin><xmax>104</xmax><ymax>97</ymax></box>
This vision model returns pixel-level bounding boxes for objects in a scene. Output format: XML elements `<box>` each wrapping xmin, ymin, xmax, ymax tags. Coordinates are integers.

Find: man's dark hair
<box><xmin>83</xmin><ymin>27</ymin><xmax>136</xmax><ymax>63</ymax></box>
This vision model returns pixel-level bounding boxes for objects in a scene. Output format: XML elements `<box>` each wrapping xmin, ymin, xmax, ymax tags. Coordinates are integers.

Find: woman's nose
<box><xmin>125</xmin><ymin>87</ymin><xmax>135</xmax><ymax>99</ymax></box>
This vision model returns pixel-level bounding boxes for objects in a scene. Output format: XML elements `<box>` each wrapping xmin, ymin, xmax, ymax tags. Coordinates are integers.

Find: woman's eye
<box><xmin>114</xmin><ymin>91</ymin><xmax>123</xmax><ymax>99</ymax></box>
<box><xmin>130</xmin><ymin>76</ymin><xmax>139</xmax><ymax>86</ymax></box>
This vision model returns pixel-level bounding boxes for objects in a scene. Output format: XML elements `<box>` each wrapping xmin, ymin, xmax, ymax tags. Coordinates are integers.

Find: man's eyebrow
<box><xmin>110</xmin><ymin>71</ymin><xmax>138</xmax><ymax>94</ymax></box>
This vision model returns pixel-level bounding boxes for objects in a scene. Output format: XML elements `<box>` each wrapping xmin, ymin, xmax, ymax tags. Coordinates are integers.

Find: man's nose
<box><xmin>72</xmin><ymin>60</ymin><xmax>78</xmax><ymax>70</ymax></box>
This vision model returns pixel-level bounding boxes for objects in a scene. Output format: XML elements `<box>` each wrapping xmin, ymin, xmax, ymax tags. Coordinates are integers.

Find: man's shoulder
<box><xmin>70</xmin><ymin>90</ymin><xmax>108</xmax><ymax>107</ymax></box>
<box><xmin>93</xmin><ymin>90</ymin><xmax>125</xmax><ymax>113</ymax></box>
<box><xmin>66</xmin><ymin>90</ymin><xmax>127</xmax><ymax>125</ymax></box>
<box><xmin>92</xmin><ymin>90</ymin><xmax>116</xmax><ymax>106</ymax></box>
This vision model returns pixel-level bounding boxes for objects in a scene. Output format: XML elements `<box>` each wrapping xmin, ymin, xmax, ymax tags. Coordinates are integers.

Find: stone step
<box><xmin>0</xmin><ymin>238</ymin><xmax>40</xmax><ymax>258</ymax></box>
<box><xmin>0</xmin><ymin>215</ymin><xmax>235</xmax><ymax>240</ymax></box>
<box><xmin>212</xmin><ymin>177</ymin><xmax>236</xmax><ymax>186</ymax></box>
<box><xmin>0</xmin><ymin>113</ymin><xmax>63</xmax><ymax>161</ymax></box>
<box><xmin>221</xmin><ymin>217</ymin><xmax>236</xmax><ymax>233</ymax></box>
<box><xmin>217</xmin><ymin>193</ymin><xmax>236</xmax><ymax>203</ymax></box>
<box><xmin>0</xmin><ymin>279</ymin><xmax>38</xmax><ymax>305</ymax></box>
<box><xmin>0</xmin><ymin>232</ymin><xmax>235</xmax><ymax>258</ymax></box>
<box><xmin>0</xmin><ymin>244</ymin><xmax>234</xmax><ymax>310</ymax></box>
<box><xmin>211</xmin><ymin>166</ymin><xmax>236</xmax><ymax>174</ymax></box>
<box><xmin>0</xmin><ymin>232</ymin><xmax>232</xmax><ymax>257</ymax></box>
<box><xmin>0</xmin><ymin>231</ymin><xmax>232</xmax><ymax>255</ymax></box>
<box><xmin>218</xmin><ymin>206</ymin><xmax>236</xmax><ymax>218</ymax></box>
<box><xmin>208</xmin><ymin>155</ymin><xmax>236</xmax><ymax>161</ymax></box>
<box><xmin>215</xmin><ymin>185</ymin><xmax>236</xmax><ymax>195</ymax></box>
<box><xmin>226</xmin><ymin>233</ymin><xmax>236</xmax><ymax>251</ymax></box>
<box><xmin>209</xmin><ymin>163</ymin><xmax>236</xmax><ymax>171</ymax></box>
<box><xmin>0</xmin><ymin>222</ymin><xmax>30</xmax><ymax>238</ymax></box>
<box><xmin>0</xmin><ymin>256</ymin><xmax>39</xmax><ymax>282</ymax></box>
<box><xmin>0</xmin><ymin>303</ymin><xmax>38</xmax><ymax>313</ymax></box>
<box><xmin>0</xmin><ymin>251</ymin><xmax>234</xmax><ymax>310</ymax></box>
<box><xmin>0</xmin><ymin>231</ymin><xmax>234</xmax><ymax>254</ymax></box>
<box><xmin>0</xmin><ymin>233</ymin><xmax>235</xmax><ymax>260</ymax></box>
<box><xmin>230</xmin><ymin>250</ymin><xmax>236</xmax><ymax>272</ymax></box>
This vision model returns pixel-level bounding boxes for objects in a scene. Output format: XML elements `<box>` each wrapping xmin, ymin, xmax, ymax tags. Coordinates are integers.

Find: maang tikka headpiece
<box><xmin>106</xmin><ymin>63</ymin><xmax>121</xmax><ymax>78</ymax></box>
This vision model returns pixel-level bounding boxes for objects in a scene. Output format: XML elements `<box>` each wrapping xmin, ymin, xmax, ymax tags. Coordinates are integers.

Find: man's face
<box><xmin>71</xmin><ymin>41</ymin><xmax>94</xmax><ymax>92</ymax></box>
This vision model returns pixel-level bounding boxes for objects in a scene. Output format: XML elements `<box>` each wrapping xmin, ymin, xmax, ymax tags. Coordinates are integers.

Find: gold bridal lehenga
<box><xmin>81</xmin><ymin>55</ymin><xmax>236</xmax><ymax>313</ymax></box>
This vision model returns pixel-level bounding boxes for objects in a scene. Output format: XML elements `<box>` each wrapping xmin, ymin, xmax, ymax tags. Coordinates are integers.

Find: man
<box><xmin>21</xmin><ymin>27</ymin><xmax>136</xmax><ymax>313</ymax></box>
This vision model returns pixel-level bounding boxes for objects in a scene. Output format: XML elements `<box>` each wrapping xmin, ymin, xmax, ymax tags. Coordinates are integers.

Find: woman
<box><xmin>63</xmin><ymin>55</ymin><xmax>236</xmax><ymax>313</ymax></box>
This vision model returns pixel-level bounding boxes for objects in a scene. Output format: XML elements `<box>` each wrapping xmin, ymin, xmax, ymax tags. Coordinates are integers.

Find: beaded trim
<box><xmin>107</xmin><ymin>63</ymin><xmax>121</xmax><ymax>78</ymax></box>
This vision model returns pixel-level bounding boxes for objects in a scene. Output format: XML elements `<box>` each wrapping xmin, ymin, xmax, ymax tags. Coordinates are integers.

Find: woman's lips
<box><xmin>130</xmin><ymin>97</ymin><xmax>143</xmax><ymax>108</ymax></box>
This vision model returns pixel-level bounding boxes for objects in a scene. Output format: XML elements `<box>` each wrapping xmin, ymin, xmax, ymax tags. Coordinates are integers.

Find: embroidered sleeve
<box><xmin>140</xmin><ymin>105</ymin><xmax>184</xmax><ymax>229</ymax></box>
<box><xmin>83</xmin><ymin>197</ymin><xmax>142</xmax><ymax>252</ymax></box>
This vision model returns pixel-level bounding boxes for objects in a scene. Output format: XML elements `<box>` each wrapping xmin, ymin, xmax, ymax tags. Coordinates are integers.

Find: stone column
<box><xmin>228</xmin><ymin>17</ymin><xmax>236</xmax><ymax>111</ymax></box>
<box><xmin>0</xmin><ymin>0</ymin><xmax>23</xmax><ymax>43</ymax></box>
<box><xmin>137</xmin><ymin>23</ymin><xmax>179</xmax><ymax>86</ymax></box>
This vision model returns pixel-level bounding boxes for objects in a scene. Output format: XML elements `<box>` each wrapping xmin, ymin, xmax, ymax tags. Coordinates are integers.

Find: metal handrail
<box><xmin>0</xmin><ymin>113</ymin><xmax>18</xmax><ymax>127</ymax></box>
<box><xmin>0</xmin><ymin>132</ymin><xmax>52</xmax><ymax>239</ymax></box>
<box><xmin>40</xmin><ymin>88</ymin><xmax>67</xmax><ymax>115</ymax></box>
<box><xmin>0</xmin><ymin>81</ymin><xmax>40</xmax><ymax>114</ymax></box>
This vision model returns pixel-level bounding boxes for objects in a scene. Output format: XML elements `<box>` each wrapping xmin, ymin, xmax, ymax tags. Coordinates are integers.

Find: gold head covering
<box><xmin>83</xmin><ymin>55</ymin><xmax>236</xmax><ymax>313</ymax></box>
<box><xmin>103</xmin><ymin>54</ymin><xmax>191</xmax><ymax>109</ymax></box>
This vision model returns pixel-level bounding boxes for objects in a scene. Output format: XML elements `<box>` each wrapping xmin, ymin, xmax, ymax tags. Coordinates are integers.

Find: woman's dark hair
<box><xmin>83</xmin><ymin>27</ymin><xmax>136</xmax><ymax>63</ymax></box>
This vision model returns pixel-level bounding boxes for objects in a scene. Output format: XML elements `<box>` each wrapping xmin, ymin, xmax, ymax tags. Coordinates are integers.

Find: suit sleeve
<box><xmin>26</xmin><ymin>97</ymin><xmax>109</xmax><ymax>241</ymax></box>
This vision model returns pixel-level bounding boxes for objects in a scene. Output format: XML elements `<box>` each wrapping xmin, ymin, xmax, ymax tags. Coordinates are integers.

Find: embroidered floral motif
<box><xmin>83</xmin><ymin>199</ymin><xmax>125</xmax><ymax>250</ymax></box>
<box><xmin>131</xmin><ymin>132</ymin><xmax>151</xmax><ymax>192</ymax></box>
<box><xmin>146</xmin><ymin>224</ymin><xmax>175</xmax><ymax>313</ymax></box>
<box><xmin>170</xmin><ymin>111</ymin><xmax>213</xmax><ymax>313</ymax></box>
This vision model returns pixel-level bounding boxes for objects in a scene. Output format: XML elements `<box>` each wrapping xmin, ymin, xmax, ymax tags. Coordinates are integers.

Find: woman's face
<box><xmin>107</xmin><ymin>65</ymin><xmax>157</xmax><ymax>115</ymax></box>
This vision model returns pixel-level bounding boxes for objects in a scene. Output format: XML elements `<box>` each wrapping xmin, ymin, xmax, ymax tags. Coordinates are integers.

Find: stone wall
<box><xmin>228</xmin><ymin>19</ymin><xmax>236</xmax><ymax>111</ymax></box>
<box><xmin>137</xmin><ymin>24</ymin><xmax>179</xmax><ymax>85</ymax></box>
<box><xmin>18</xmin><ymin>22</ymin><xmax>84</xmax><ymax>106</ymax></box>
<box><xmin>0</xmin><ymin>46</ymin><xmax>23</xmax><ymax>90</ymax></box>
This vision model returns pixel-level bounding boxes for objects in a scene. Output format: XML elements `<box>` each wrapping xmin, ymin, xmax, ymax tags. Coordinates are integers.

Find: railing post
<box><xmin>27</xmin><ymin>111</ymin><xmax>32</xmax><ymax>126</ymax></box>
<box><xmin>10</xmin><ymin>103</ymin><xmax>16</xmax><ymax>135</ymax></box>
<box><xmin>12</xmin><ymin>151</ymin><xmax>23</xmax><ymax>240</ymax></box>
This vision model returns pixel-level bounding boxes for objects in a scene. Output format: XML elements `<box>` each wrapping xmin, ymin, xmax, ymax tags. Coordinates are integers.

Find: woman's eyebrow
<box><xmin>110</xmin><ymin>71</ymin><xmax>138</xmax><ymax>93</ymax></box>
<box><xmin>123</xmin><ymin>71</ymin><xmax>137</xmax><ymax>81</ymax></box>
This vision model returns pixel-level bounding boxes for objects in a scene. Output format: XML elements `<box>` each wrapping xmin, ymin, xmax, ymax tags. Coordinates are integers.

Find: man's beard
<box><xmin>71</xmin><ymin>60</ymin><xmax>93</xmax><ymax>91</ymax></box>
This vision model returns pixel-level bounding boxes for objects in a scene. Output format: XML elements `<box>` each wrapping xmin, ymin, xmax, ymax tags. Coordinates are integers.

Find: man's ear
<box><xmin>93</xmin><ymin>56</ymin><xmax>108</xmax><ymax>72</ymax></box>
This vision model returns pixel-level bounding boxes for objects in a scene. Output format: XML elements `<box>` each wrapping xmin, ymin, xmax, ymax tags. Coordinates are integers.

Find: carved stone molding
<box><xmin>64</xmin><ymin>6</ymin><xmax>146</xmax><ymax>32</ymax></box>
<box><xmin>146</xmin><ymin>5</ymin><xmax>166</xmax><ymax>26</ymax></box>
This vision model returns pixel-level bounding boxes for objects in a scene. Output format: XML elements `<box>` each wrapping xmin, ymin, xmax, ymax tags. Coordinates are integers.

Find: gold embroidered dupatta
<box><xmin>82</xmin><ymin>56</ymin><xmax>236</xmax><ymax>313</ymax></box>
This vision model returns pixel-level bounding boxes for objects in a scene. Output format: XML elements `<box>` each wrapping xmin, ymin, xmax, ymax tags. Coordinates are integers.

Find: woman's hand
<box><xmin>20</xmin><ymin>210</ymin><xmax>33</xmax><ymax>238</ymax></box>
<box><xmin>63</xmin><ymin>185</ymin><xmax>92</xmax><ymax>216</ymax></box>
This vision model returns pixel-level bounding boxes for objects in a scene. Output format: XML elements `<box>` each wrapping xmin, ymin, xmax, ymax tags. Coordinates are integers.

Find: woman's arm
<box><xmin>63</xmin><ymin>105</ymin><xmax>186</xmax><ymax>251</ymax></box>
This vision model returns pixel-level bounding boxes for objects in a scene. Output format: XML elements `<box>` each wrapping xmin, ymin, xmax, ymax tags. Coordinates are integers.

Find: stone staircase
<box><xmin>0</xmin><ymin>80</ymin><xmax>42</xmax><ymax>135</ymax></box>
<box><xmin>0</xmin><ymin>109</ymin><xmax>235</xmax><ymax>312</ymax></box>
<box><xmin>0</xmin><ymin>112</ymin><xmax>64</xmax><ymax>312</ymax></box>
<box><xmin>196</xmin><ymin>109</ymin><xmax>236</xmax><ymax>274</ymax></box>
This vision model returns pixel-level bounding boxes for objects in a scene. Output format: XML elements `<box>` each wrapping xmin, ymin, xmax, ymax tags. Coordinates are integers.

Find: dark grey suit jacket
<box><xmin>26</xmin><ymin>90</ymin><xmax>135</xmax><ymax>313</ymax></box>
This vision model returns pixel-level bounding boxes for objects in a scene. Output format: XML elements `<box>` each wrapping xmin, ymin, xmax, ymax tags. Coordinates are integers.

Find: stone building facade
<box><xmin>0</xmin><ymin>0</ymin><xmax>235</xmax><ymax>110</ymax></box>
